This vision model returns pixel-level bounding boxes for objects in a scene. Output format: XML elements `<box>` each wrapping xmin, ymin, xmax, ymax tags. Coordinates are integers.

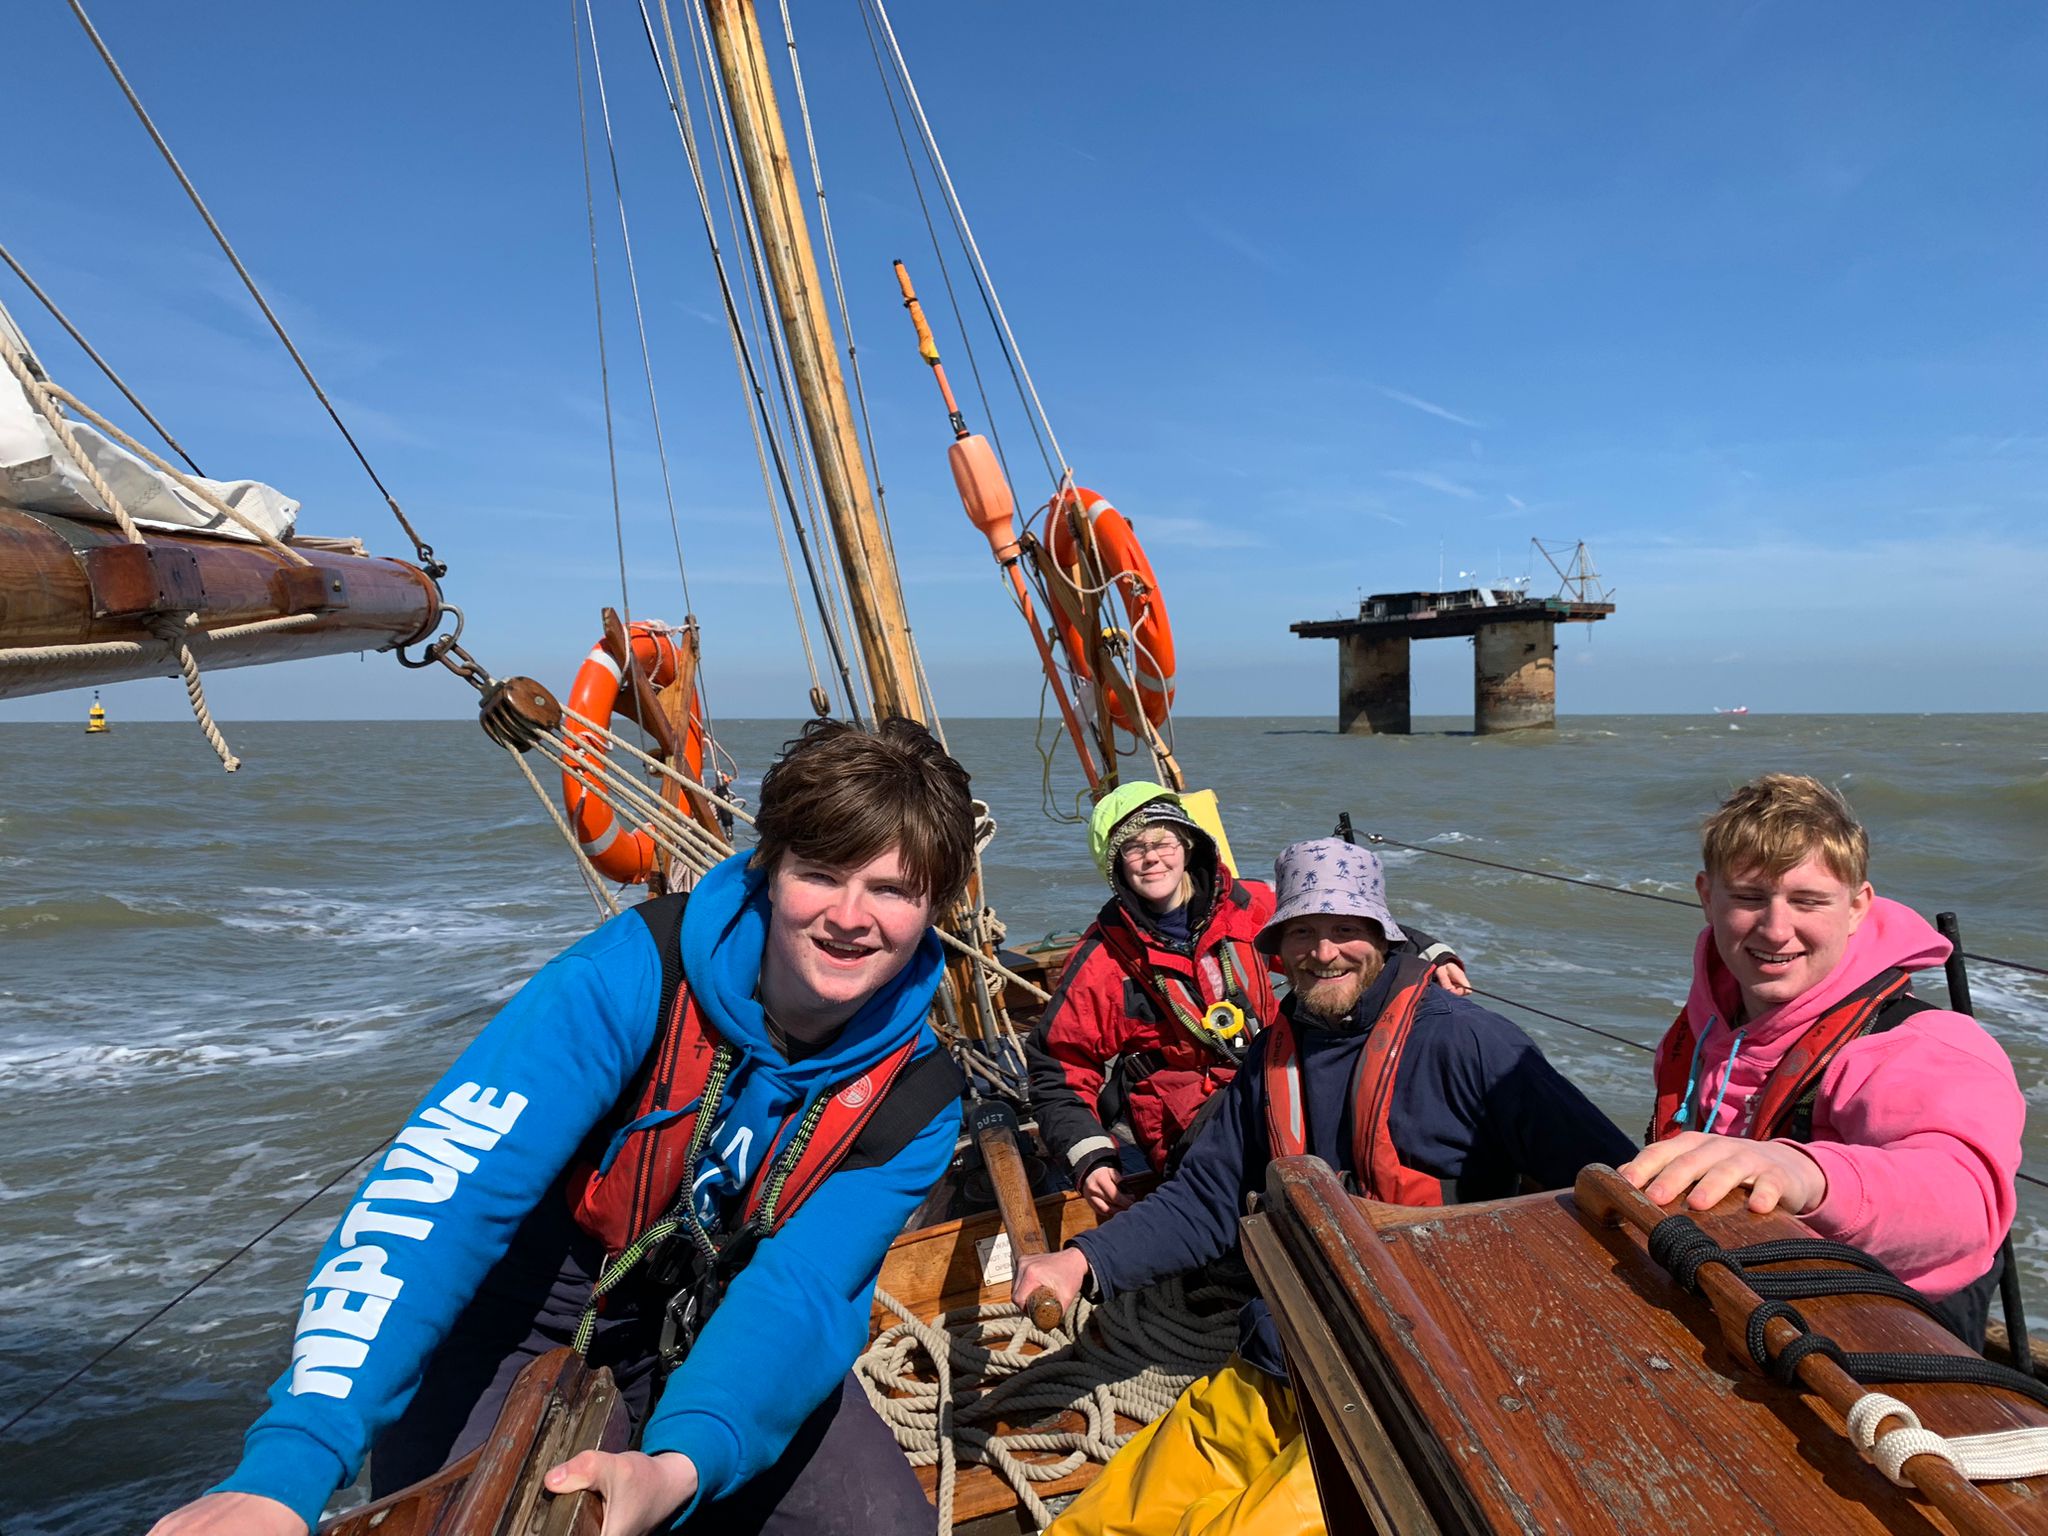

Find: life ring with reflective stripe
<box><xmin>561</xmin><ymin>621</ymin><xmax>708</xmax><ymax>885</ymax></box>
<box><xmin>1045</xmin><ymin>487</ymin><xmax>1175</xmax><ymax>730</ymax></box>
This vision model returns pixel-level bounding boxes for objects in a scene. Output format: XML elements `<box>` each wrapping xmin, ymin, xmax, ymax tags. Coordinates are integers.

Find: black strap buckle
<box><xmin>657</xmin><ymin>1286</ymin><xmax>706</xmax><ymax>1368</ymax></box>
<box><xmin>655</xmin><ymin>1227</ymin><xmax>760</xmax><ymax>1370</ymax></box>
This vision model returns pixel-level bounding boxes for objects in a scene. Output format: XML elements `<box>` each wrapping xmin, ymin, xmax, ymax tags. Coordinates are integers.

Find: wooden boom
<box><xmin>0</xmin><ymin>504</ymin><xmax>441</xmax><ymax>700</ymax></box>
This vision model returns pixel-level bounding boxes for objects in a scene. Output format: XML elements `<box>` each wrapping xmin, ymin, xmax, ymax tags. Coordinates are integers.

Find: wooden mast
<box><xmin>702</xmin><ymin>5</ymin><xmax>1067</xmax><ymax>1295</ymax></box>
<box><xmin>703</xmin><ymin>0</ymin><xmax>920</xmax><ymax>721</ymax></box>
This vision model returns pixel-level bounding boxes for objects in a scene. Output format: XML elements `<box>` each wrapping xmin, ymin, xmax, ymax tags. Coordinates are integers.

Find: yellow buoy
<box><xmin>85</xmin><ymin>691</ymin><xmax>109</xmax><ymax>734</ymax></box>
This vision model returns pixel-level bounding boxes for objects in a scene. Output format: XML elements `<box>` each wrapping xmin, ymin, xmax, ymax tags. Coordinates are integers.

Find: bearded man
<box><xmin>1011</xmin><ymin>837</ymin><xmax>1634</xmax><ymax>1536</ymax></box>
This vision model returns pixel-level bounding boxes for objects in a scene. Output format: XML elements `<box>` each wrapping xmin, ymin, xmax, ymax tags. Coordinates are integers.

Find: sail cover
<box><xmin>0</xmin><ymin>304</ymin><xmax>298</xmax><ymax>542</ymax></box>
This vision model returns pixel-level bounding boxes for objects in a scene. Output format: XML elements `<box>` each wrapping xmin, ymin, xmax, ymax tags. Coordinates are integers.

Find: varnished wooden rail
<box><xmin>1576</xmin><ymin>1165</ymin><xmax>2023</xmax><ymax>1536</ymax></box>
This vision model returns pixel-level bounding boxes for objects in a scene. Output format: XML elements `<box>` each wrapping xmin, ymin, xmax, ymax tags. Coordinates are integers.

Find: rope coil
<box><xmin>860</xmin><ymin>1274</ymin><xmax>1243</xmax><ymax>1534</ymax></box>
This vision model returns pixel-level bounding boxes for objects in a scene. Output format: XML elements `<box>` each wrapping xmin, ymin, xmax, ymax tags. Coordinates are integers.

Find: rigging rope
<box><xmin>44</xmin><ymin>384</ymin><xmax>310</xmax><ymax>564</ymax></box>
<box><xmin>63</xmin><ymin>0</ymin><xmax>442</xmax><ymax>579</ymax></box>
<box><xmin>579</xmin><ymin>0</ymin><xmax>708</xmax><ymax>728</ymax></box>
<box><xmin>504</xmin><ymin>741</ymin><xmax>626</xmax><ymax>918</ymax></box>
<box><xmin>0</xmin><ymin>238</ymin><xmax>203</xmax><ymax>475</ymax></box>
<box><xmin>638</xmin><ymin>0</ymin><xmax>846</xmax><ymax>715</ymax></box>
<box><xmin>668</xmin><ymin>0</ymin><xmax>872</xmax><ymax>721</ymax></box>
<box><xmin>864</xmin><ymin>0</ymin><xmax>1069</xmax><ymax>488</ymax></box>
<box><xmin>0</xmin><ymin>327</ymin><xmax>238</xmax><ymax>769</ymax></box>
<box><xmin>0</xmin><ymin>615</ymin><xmax>322</xmax><ymax>672</ymax></box>
<box><xmin>0</xmin><ymin>1134</ymin><xmax>393</xmax><ymax>1440</ymax></box>
<box><xmin>1471</xmin><ymin>983</ymin><xmax>2048</xmax><ymax>1194</ymax></box>
<box><xmin>569</xmin><ymin>0</ymin><xmax>637</xmax><ymax>652</ymax></box>
<box><xmin>712</xmin><ymin>24</ymin><xmax>876</xmax><ymax>726</ymax></box>
<box><xmin>775</xmin><ymin>0</ymin><xmax>948</xmax><ymax>738</ymax></box>
<box><xmin>853</xmin><ymin>0</ymin><xmax>1019</xmax><ymax>493</ymax></box>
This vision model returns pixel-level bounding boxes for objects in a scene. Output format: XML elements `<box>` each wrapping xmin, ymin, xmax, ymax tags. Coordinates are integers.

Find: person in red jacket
<box><xmin>1026</xmin><ymin>785</ymin><xmax>1469</xmax><ymax>1216</ymax></box>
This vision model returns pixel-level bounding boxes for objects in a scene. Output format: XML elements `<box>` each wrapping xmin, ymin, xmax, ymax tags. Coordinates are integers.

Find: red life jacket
<box><xmin>567</xmin><ymin>893</ymin><xmax>947</xmax><ymax>1255</ymax></box>
<box><xmin>1093</xmin><ymin>904</ymin><xmax>1267</xmax><ymax>1068</ymax></box>
<box><xmin>1649</xmin><ymin>967</ymin><xmax>1915</xmax><ymax>1144</ymax></box>
<box><xmin>1262</xmin><ymin>954</ymin><xmax>1442</xmax><ymax>1205</ymax></box>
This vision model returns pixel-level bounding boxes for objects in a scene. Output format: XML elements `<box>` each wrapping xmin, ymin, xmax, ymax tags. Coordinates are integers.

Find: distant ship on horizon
<box><xmin>1715</xmin><ymin>705</ymin><xmax>1750</xmax><ymax>716</ymax></box>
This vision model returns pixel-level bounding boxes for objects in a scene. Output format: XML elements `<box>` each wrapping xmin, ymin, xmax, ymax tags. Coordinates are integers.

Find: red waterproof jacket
<box><xmin>1027</xmin><ymin>869</ymin><xmax>1279</xmax><ymax>1178</ymax></box>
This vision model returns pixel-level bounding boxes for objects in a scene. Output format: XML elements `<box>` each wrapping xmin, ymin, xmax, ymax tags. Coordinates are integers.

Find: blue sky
<box><xmin>5</xmin><ymin>1</ymin><xmax>2044</xmax><ymax>723</ymax></box>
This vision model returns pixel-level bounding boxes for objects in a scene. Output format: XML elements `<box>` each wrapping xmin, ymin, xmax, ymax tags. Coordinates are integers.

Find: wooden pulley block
<box><xmin>481</xmin><ymin>676</ymin><xmax>563</xmax><ymax>752</ymax></box>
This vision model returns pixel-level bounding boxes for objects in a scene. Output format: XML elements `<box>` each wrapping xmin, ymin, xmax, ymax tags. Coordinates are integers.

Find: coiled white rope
<box><xmin>859</xmin><ymin>1275</ymin><xmax>1242</xmax><ymax>1534</ymax></box>
<box><xmin>1845</xmin><ymin>1391</ymin><xmax>2048</xmax><ymax>1486</ymax></box>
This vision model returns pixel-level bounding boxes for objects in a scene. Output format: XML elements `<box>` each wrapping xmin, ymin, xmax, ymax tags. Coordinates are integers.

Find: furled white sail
<box><xmin>0</xmin><ymin>302</ymin><xmax>298</xmax><ymax>541</ymax></box>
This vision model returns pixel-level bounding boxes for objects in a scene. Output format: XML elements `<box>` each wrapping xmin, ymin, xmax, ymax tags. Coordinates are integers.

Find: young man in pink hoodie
<box><xmin>1621</xmin><ymin>772</ymin><xmax>2024</xmax><ymax>1346</ymax></box>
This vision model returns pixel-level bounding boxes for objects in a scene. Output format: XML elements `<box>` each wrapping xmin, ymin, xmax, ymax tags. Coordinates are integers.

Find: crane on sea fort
<box><xmin>1293</xmin><ymin>540</ymin><xmax>1615</xmax><ymax>735</ymax></box>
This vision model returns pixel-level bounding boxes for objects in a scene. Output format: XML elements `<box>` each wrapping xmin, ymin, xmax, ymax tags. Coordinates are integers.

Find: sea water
<box><xmin>2</xmin><ymin>714</ymin><xmax>2044</xmax><ymax>1531</ymax></box>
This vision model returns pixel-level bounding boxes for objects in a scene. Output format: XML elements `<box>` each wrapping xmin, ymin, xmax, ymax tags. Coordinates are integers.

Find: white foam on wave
<box><xmin>0</xmin><ymin>1011</ymin><xmax>437</xmax><ymax>1093</ymax></box>
<box><xmin>221</xmin><ymin>884</ymin><xmax>582</xmax><ymax>954</ymax></box>
<box><xmin>1425</xmin><ymin>831</ymin><xmax>1480</xmax><ymax>844</ymax></box>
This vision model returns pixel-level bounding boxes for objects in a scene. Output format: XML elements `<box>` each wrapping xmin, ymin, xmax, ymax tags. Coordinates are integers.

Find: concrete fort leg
<box><xmin>1338</xmin><ymin>634</ymin><xmax>1410</xmax><ymax>735</ymax></box>
<box><xmin>1474</xmin><ymin>621</ymin><xmax>1556</xmax><ymax>733</ymax></box>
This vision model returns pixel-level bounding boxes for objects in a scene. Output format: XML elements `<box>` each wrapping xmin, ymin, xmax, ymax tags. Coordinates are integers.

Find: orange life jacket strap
<box><xmin>1263</xmin><ymin>955</ymin><xmax>1440</xmax><ymax>1205</ymax></box>
<box><xmin>1650</xmin><ymin>968</ymin><xmax>1915</xmax><ymax>1144</ymax></box>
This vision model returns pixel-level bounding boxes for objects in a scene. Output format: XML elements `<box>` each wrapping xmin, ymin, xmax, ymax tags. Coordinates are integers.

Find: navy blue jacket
<box><xmin>1072</xmin><ymin>963</ymin><xmax>1637</xmax><ymax>1372</ymax></box>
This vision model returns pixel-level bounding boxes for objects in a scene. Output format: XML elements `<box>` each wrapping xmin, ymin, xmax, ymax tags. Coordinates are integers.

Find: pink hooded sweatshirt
<box><xmin>1657</xmin><ymin>896</ymin><xmax>2023</xmax><ymax>1298</ymax></box>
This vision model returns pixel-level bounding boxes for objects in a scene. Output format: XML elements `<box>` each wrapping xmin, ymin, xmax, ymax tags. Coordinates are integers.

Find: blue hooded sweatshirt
<box><xmin>214</xmin><ymin>853</ymin><xmax>957</xmax><ymax>1529</ymax></box>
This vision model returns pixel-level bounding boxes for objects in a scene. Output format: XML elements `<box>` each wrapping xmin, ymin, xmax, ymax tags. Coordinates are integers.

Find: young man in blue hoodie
<box><xmin>148</xmin><ymin>718</ymin><xmax>976</xmax><ymax>1536</ymax></box>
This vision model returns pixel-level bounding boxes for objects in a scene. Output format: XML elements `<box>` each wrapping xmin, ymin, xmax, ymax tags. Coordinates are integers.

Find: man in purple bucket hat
<box><xmin>1012</xmin><ymin>836</ymin><xmax>1636</xmax><ymax>1534</ymax></box>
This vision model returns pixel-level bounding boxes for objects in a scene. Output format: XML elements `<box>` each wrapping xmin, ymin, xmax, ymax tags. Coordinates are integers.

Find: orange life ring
<box><xmin>1045</xmin><ymin>487</ymin><xmax>1176</xmax><ymax>730</ymax></box>
<box><xmin>561</xmin><ymin>621</ymin><xmax>709</xmax><ymax>885</ymax></box>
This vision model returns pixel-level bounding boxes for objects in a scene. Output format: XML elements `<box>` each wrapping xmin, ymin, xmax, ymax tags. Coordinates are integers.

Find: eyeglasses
<box><xmin>1121</xmin><ymin>834</ymin><xmax>1185</xmax><ymax>862</ymax></box>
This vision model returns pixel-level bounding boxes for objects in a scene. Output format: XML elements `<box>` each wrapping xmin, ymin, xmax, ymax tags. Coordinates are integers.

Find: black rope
<box><xmin>1469</xmin><ymin>986</ymin><xmax>1654</xmax><ymax>1055</ymax></box>
<box><xmin>0</xmin><ymin>1136</ymin><xmax>392</xmax><ymax>1441</ymax></box>
<box><xmin>1364</xmin><ymin>830</ymin><xmax>2048</xmax><ymax>979</ymax></box>
<box><xmin>1642</xmin><ymin>1213</ymin><xmax>2048</xmax><ymax>1408</ymax></box>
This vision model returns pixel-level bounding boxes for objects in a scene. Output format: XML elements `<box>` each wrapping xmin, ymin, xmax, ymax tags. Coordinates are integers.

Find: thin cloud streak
<box><xmin>1386</xmin><ymin>469</ymin><xmax>1480</xmax><ymax>500</ymax></box>
<box><xmin>1372</xmin><ymin>384</ymin><xmax>1481</xmax><ymax>429</ymax></box>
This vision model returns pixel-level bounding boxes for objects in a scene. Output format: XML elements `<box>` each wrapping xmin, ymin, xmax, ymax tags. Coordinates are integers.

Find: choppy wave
<box><xmin>0</xmin><ymin>894</ymin><xmax>224</xmax><ymax>935</ymax></box>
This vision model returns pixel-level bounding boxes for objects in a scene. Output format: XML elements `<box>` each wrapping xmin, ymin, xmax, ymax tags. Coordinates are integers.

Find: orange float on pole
<box><xmin>894</xmin><ymin>261</ymin><xmax>1100</xmax><ymax>789</ymax></box>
